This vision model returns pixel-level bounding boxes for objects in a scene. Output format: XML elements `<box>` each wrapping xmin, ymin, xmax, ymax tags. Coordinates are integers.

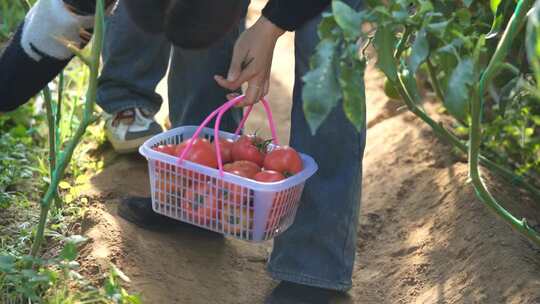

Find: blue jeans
<box><xmin>98</xmin><ymin>0</ymin><xmax>365</xmax><ymax>292</ymax></box>
<box><xmin>267</xmin><ymin>0</ymin><xmax>365</xmax><ymax>291</ymax></box>
<box><xmin>96</xmin><ymin>0</ymin><xmax>244</xmax><ymax>131</ymax></box>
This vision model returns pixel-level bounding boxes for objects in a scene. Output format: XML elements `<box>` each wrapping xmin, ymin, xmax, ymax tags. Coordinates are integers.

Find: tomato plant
<box><xmin>303</xmin><ymin>0</ymin><xmax>540</xmax><ymax>245</ymax></box>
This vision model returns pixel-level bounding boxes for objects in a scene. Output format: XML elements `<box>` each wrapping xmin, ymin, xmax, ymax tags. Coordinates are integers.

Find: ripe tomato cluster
<box><xmin>152</xmin><ymin>135</ymin><xmax>303</xmax><ymax>182</ymax></box>
<box><xmin>151</xmin><ymin>134</ymin><xmax>304</xmax><ymax>233</ymax></box>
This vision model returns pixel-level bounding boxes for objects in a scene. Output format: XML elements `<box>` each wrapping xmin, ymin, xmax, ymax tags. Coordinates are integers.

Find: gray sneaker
<box><xmin>105</xmin><ymin>108</ymin><xmax>163</xmax><ymax>154</ymax></box>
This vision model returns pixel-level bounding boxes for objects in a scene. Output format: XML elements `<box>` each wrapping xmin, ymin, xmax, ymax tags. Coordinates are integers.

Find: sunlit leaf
<box><xmin>373</xmin><ymin>26</ymin><xmax>398</xmax><ymax>82</ymax></box>
<box><xmin>444</xmin><ymin>58</ymin><xmax>475</xmax><ymax>122</ymax></box>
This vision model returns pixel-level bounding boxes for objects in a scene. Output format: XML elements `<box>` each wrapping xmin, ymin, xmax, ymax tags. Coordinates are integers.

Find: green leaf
<box><xmin>486</xmin><ymin>0</ymin><xmax>511</xmax><ymax>39</ymax></box>
<box><xmin>0</xmin><ymin>255</ymin><xmax>15</xmax><ymax>272</ymax></box>
<box><xmin>318</xmin><ymin>14</ymin><xmax>340</xmax><ymax>40</ymax></box>
<box><xmin>302</xmin><ymin>38</ymin><xmax>342</xmax><ymax>134</ymax></box>
<box><xmin>373</xmin><ymin>25</ymin><xmax>398</xmax><ymax>82</ymax></box>
<box><xmin>408</xmin><ymin>28</ymin><xmax>429</xmax><ymax>73</ymax></box>
<box><xmin>60</xmin><ymin>241</ymin><xmax>78</xmax><ymax>261</ymax></box>
<box><xmin>339</xmin><ymin>51</ymin><xmax>367</xmax><ymax>132</ymax></box>
<box><xmin>444</xmin><ymin>58</ymin><xmax>475</xmax><ymax>121</ymax></box>
<box><xmin>527</xmin><ymin>1</ymin><xmax>540</xmax><ymax>87</ymax></box>
<box><xmin>332</xmin><ymin>0</ymin><xmax>364</xmax><ymax>40</ymax></box>
<box><xmin>490</xmin><ymin>0</ymin><xmax>502</xmax><ymax>15</ymax></box>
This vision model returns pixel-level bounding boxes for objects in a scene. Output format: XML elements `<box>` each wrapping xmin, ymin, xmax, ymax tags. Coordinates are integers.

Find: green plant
<box><xmin>303</xmin><ymin>0</ymin><xmax>540</xmax><ymax>245</ymax></box>
<box><xmin>0</xmin><ymin>0</ymin><xmax>138</xmax><ymax>300</ymax></box>
<box><xmin>0</xmin><ymin>0</ymin><xmax>34</xmax><ymax>42</ymax></box>
<box><xmin>1</xmin><ymin>237</ymin><xmax>141</xmax><ymax>303</ymax></box>
<box><xmin>30</xmin><ymin>0</ymin><xmax>105</xmax><ymax>258</ymax></box>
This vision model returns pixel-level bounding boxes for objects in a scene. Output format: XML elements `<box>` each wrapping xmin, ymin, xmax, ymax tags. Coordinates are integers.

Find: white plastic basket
<box><xmin>139</xmin><ymin>97</ymin><xmax>318</xmax><ymax>242</ymax></box>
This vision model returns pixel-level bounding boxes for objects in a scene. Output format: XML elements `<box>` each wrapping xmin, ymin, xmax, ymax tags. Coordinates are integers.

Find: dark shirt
<box><xmin>262</xmin><ymin>0</ymin><xmax>331</xmax><ymax>31</ymax></box>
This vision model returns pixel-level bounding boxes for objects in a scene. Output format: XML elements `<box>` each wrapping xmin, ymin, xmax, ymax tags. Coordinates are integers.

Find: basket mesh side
<box><xmin>146</xmin><ymin>128</ymin><xmax>308</xmax><ymax>242</ymax></box>
<box><xmin>263</xmin><ymin>184</ymin><xmax>304</xmax><ymax>240</ymax></box>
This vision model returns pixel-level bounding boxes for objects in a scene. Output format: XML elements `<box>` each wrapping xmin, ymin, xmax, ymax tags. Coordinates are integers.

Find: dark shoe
<box><xmin>265</xmin><ymin>282</ymin><xmax>353</xmax><ymax>304</ymax></box>
<box><xmin>117</xmin><ymin>196</ymin><xmax>186</xmax><ymax>231</ymax></box>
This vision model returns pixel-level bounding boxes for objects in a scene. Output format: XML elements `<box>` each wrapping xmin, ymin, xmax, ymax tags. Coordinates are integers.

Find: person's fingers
<box><xmin>226</xmin><ymin>93</ymin><xmax>241</xmax><ymax>100</ymax></box>
<box><xmin>236</xmin><ymin>81</ymin><xmax>263</xmax><ymax>107</ymax></box>
<box><xmin>215</xmin><ymin>67</ymin><xmax>256</xmax><ymax>91</ymax></box>
<box><xmin>227</xmin><ymin>46</ymin><xmax>244</xmax><ymax>82</ymax></box>
<box><xmin>262</xmin><ymin>68</ymin><xmax>271</xmax><ymax>98</ymax></box>
<box><xmin>263</xmin><ymin>79</ymin><xmax>270</xmax><ymax>98</ymax></box>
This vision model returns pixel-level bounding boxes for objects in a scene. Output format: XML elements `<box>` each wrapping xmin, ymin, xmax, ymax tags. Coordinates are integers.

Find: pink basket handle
<box><xmin>176</xmin><ymin>104</ymin><xmax>226</xmax><ymax>164</ymax></box>
<box><xmin>177</xmin><ymin>95</ymin><xmax>280</xmax><ymax>178</ymax></box>
<box><xmin>234</xmin><ymin>104</ymin><xmax>254</xmax><ymax>136</ymax></box>
<box><xmin>215</xmin><ymin>95</ymin><xmax>279</xmax><ymax>176</ymax></box>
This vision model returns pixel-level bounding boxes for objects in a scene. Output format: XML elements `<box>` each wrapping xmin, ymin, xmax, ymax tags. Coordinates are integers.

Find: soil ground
<box><xmin>78</xmin><ymin>2</ymin><xmax>540</xmax><ymax>303</ymax></box>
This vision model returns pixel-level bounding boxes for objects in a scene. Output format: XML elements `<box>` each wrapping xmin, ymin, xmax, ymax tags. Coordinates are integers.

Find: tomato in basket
<box><xmin>153</xmin><ymin>144</ymin><xmax>177</xmax><ymax>156</ymax></box>
<box><xmin>214</xmin><ymin>179</ymin><xmax>250</xmax><ymax>206</ymax></box>
<box><xmin>263</xmin><ymin>146</ymin><xmax>303</xmax><ymax>176</ymax></box>
<box><xmin>224</xmin><ymin>160</ymin><xmax>261</xmax><ymax>178</ymax></box>
<box><xmin>221</xmin><ymin>202</ymin><xmax>254</xmax><ymax>235</ymax></box>
<box><xmin>175</xmin><ymin>138</ymin><xmax>218</xmax><ymax>168</ymax></box>
<box><xmin>154</xmin><ymin>172</ymin><xmax>181</xmax><ymax>203</ymax></box>
<box><xmin>253</xmin><ymin>170</ymin><xmax>285</xmax><ymax>183</ymax></box>
<box><xmin>232</xmin><ymin>135</ymin><xmax>269</xmax><ymax>167</ymax></box>
<box><xmin>181</xmin><ymin>182</ymin><xmax>220</xmax><ymax>224</ymax></box>
<box><xmin>217</xmin><ymin>138</ymin><xmax>235</xmax><ymax>163</ymax></box>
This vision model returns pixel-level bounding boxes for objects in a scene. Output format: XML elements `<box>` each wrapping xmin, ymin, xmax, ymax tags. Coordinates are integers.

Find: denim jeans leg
<box><xmin>167</xmin><ymin>26</ymin><xmax>247</xmax><ymax>132</ymax></box>
<box><xmin>267</xmin><ymin>0</ymin><xmax>366</xmax><ymax>292</ymax></box>
<box><xmin>96</xmin><ymin>0</ymin><xmax>171</xmax><ymax>115</ymax></box>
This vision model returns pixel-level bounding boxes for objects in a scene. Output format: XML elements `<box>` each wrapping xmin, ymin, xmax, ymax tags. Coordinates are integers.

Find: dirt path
<box><xmin>79</xmin><ymin>2</ymin><xmax>540</xmax><ymax>303</ymax></box>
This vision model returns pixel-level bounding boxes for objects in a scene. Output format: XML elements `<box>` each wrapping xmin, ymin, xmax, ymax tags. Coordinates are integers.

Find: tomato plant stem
<box><xmin>470</xmin><ymin>0</ymin><xmax>540</xmax><ymax>246</ymax></box>
<box><xmin>30</xmin><ymin>0</ymin><xmax>105</xmax><ymax>258</ymax></box>
<box><xmin>426</xmin><ymin>58</ymin><xmax>445</xmax><ymax>103</ymax></box>
<box><xmin>392</xmin><ymin>23</ymin><xmax>540</xmax><ymax>203</ymax></box>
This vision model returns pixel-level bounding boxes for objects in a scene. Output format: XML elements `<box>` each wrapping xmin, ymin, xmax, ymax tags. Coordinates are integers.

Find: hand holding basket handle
<box><xmin>178</xmin><ymin>95</ymin><xmax>279</xmax><ymax>176</ymax></box>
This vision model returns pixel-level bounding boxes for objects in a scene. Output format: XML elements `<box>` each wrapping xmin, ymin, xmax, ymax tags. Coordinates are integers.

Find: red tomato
<box><xmin>253</xmin><ymin>170</ymin><xmax>285</xmax><ymax>183</ymax></box>
<box><xmin>181</xmin><ymin>182</ymin><xmax>220</xmax><ymax>225</ymax></box>
<box><xmin>224</xmin><ymin>160</ymin><xmax>261</xmax><ymax>179</ymax></box>
<box><xmin>175</xmin><ymin>138</ymin><xmax>218</xmax><ymax>168</ymax></box>
<box><xmin>217</xmin><ymin>138</ymin><xmax>234</xmax><ymax>164</ymax></box>
<box><xmin>232</xmin><ymin>135</ymin><xmax>269</xmax><ymax>167</ymax></box>
<box><xmin>264</xmin><ymin>146</ymin><xmax>303</xmax><ymax>176</ymax></box>
<box><xmin>154</xmin><ymin>169</ymin><xmax>182</xmax><ymax>204</ymax></box>
<box><xmin>215</xmin><ymin>180</ymin><xmax>250</xmax><ymax>206</ymax></box>
<box><xmin>153</xmin><ymin>144</ymin><xmax>177</xmax><ymax>156</ymax></box>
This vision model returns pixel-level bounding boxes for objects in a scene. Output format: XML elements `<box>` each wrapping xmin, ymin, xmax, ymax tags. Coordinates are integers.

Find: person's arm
<box><xmin>214</xmin><ymin>0</ymin><xmax>330</xmax><ymax>106</ymax></box>
<box><xmin>0</xmin><ymin>0</ymin><xmax>113</xmax><ymax>112</ymax></box>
